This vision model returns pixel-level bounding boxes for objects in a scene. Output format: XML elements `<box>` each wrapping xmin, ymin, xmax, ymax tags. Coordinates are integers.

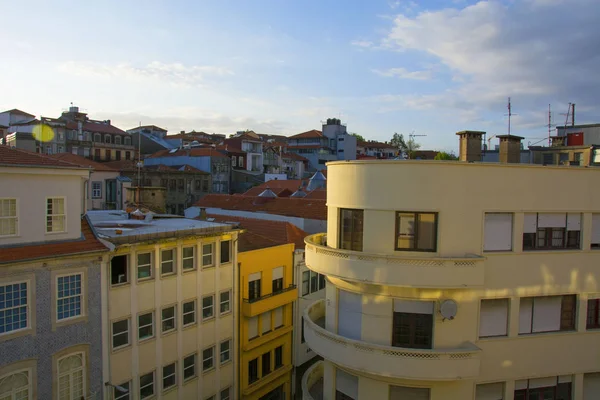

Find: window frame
<box><xmin>587</xmin><ymin>298</ymin><xmax>600</xmax><ymax>330</ymax></box>
<box><xmin>248</xmin><ymin>278</ymin><xmax>261</xmax><ymax>301</ymax></box>
<box><xmin>182</xmin><ymin>300</ymin><xmax>196</xmax><ymax>327</ymax></box>
<box><xmin>56</xmin><ymin>273</ymin><xmax>83</xmax><ymax>322</ymax></box>
<box><xmin>57</xmin><ymin>352</ymin><xmax>86</xmax><ymax>400</ymax></box>
<box><xmin>262</xmin><ymin>352</ymin><xmax>271</xmax><ymax>377</ymax></box>
<box><xmin>478</xmin><ymin>298</ymin><xmax>509</xmax><ymax>338</ymax></box>
<box><xmin>274</xmin><ymin>345</ymin><xmax>283</xmax><ymax>369</ymax></box>
<box><xmin>0</xmin><ymin>281</ymin><xmax>30</xmax><ymax>336</ymax></box>
<box><xmin>220</xmin><ymin>290</ymin><xmax>231</xmax><ymax>315</ymax></box>
<box><xmin>138</xmin><ymin>311</ymin><xmax>154</xmax><ymax>341</ymax></box>
<box><xmin>523</xmin><ymin>213</ymin><xmax>581</xmax><ymax>251</ymax></box>
<box><xmin>45</xmin><ymin>197</ymin><xmax>66</xmax><ymax>234</ymax></box>
<box><xmin>111</xmin><ymin>318</ymin><xmax>130</xmax><ymax>350</ymax></box>
<box><xmin>301</xmin><ymin>271</ymin><xmax>309</xmax><ymax>296</ymax></box>
<box><xmin>0</xmin><ymin>198</ymin><xmax>19</xmax><ymax>237</ymax></box>
<box><xmin>136</xmin><ymin>252</ymin><xmax>153</xmax><ymax>281</ymax></box>
<box><xmin>395</xmin><ymin>211</ymin><xmax>438</xmax><ymax>252</ymax></box>
<box><xmin>202</xmin><ymin>295</ymin><xmax>215</xmax><ymax>321</ymax></box>
<box><xmin>160</xmin><ymin>249</ymin><xmax>176</xmax><ymax>276</ymax></box>
<box><xmin>202</xmin><ymin>243</ymin><xmax>214</xmax><ymax>268</ymax></box>
<box><xmin>220</xmin><ymin>240</ymin><xmax>231</xmax><ymax>264</ymax></box>
<box><xmin>220</xmin><ymin>339</ymin><xmax>231</xmax><ymax>364</ymax></box>
<box><xmin>183</xmin><ymin>353</ymin><xmax>197</xmax><ymax>381</ymax></box>
<box><xmin>202</xmin><ymin>346</ymin><xmax>215</xmax><ymax>372</ymax></box>
<box><xmin>220</xmin><ymin>387</ymin><xmax>231</xmax><ymax>400</ymax></box>
<box><xmin>91</xmin><ymin>182</ymin><xmax>102</xmax><ymax>199</ymax></box>
<box><xmin>248</xmin><ymin>358</ymin><xmax>259</xmax><ymax>384</ymax></box>
<box><xmin>114</xmin><ymin>381</ymin><xmax>130</xmax><ymax>400</ymax></box>
<box><xmin>161</xmin><ymin>305</ymin><xmax>177</xmax><ymax>334</ymax></box>
<box><xmin>139</xmin><ymin>371</ymin><xmax>155</xmax><ymax>399</ymax></box>
<box><xmin>338</xmin><ymin>208</ymin><xmax>364</xmax><ymax>251</ymax></box>
<box><xmin>162</xmin><ymin>362</ymin><xmax>177</xmax><ymax>391</ymax></box>
<box><xmin>392</xmin><ymin>312</ymin><xmax>433</xmax><ymax>349</ymax></box>
<box><xmin>182</xmin><ymin>246</ymin><xmax>196</xmax><ymax>271</ymax></box>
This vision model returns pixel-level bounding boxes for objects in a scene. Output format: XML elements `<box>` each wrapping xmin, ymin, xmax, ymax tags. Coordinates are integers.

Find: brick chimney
<box><xmin>456</xmin><ymin>131</ymin><xmax>484</xmax><ymax>162</ymax></box>
<box><xmin>497</xmin><ymin>135</ymin><xmax>524</xmax><ymax>163</ymax></box>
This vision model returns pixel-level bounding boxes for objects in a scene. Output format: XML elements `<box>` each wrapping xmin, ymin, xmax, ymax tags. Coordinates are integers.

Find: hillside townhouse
<box><xmin>356</xmin><ymin>140</ymin><xmax>397</xmax><ymax>159</ymax></box>
<box><xmin>0</xmin><ymin>147</ymin><xmax>108</xmax><ymax>400</ymax></box>
<box><xmin>263</xmin><ymin>147</ymin><xmax>308</xmax><ymax>180</ymax></box>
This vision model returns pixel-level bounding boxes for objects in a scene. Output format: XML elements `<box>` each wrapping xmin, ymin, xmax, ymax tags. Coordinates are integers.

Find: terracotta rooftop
<box><xmin>131</xmin><ymin>125</ymin><xmax>167</xmax><ymax>132</ymax></box>
<box><xmin>412</xmin><ymin>150</ymin><xmax>440</xmax><ymax>160</ymax></box>
<box><xmin>0</xmin><ymin>217</ymin><xmax>108</xmax><ymax>264</ymax></box>
<box><xmin>205</xmin><ymin>214</ymin><xmax>308</xmax><ymax>252</ymax></box>
<box><xmin>50</xmin><ymin>153</ymin><xmax>117</xmax><ymax>172</ymax></box>
<box><xmin>304</xmin><ymin>189</ymin><xmax>327</xmax><ymax>200</ymax></box>
<box><xmin>357</xmin><ymin>140</ymin><xmax>397</xmax><ymax>150</ymax></box>
<box><xmin>102</xmin><ymin>160</ymin><xmax>207</xmax><ymax>174</ymax></box>
<box><xmin>147</xmin><ymin>148</ymin><xmax>229</xmax><ymax>159</ymax></box>
<box><xmin>289</xmin><ymin>129</ymin><xmax>323</xmax><ymax>139</ymax></box>
<box><xmin>0</xmin><ymin>146</ymin><xmax>87</xmax><ymax>169</ymax></box>
<box><xmin>242</xmin><ymin>187</ymin><xmax>294</xmax><ymax>197</ymax></box>
<box><xmin>195</xmin><ymin>194</ymin><xmax>327</xmax><ymax>220</ymax></box>
<box><xmin>65</xmin><ymin>120</ymin><xmax>127</xmax><ymax>135</ymax></box>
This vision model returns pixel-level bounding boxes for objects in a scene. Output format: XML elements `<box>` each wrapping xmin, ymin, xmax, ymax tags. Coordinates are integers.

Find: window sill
<box><xmin>220</xmin><ymin>310</ymin><xmax>232</xmax><ymax>317</ymax></box>
<box><xmin>54</xmin><ymin>315</ymin><xmax>87</xmax><ymax>331</ymax></box>
<box><xmin>477</xmin><ymin>334</ymin><xmax>508</xmax><ymax>341</ymax></box>
<box><xmin>0</xmin><ymin>327</ymin><xmax>33</xmax><ymax>343</ymax></box>
<box><xmin>139</xmin><ymin>336</ymin><xmax>155</xmax><ymax>344</ymax></box>
<box><xmin>161</xmin><ymin>329</ymin><xmax>177</xmax><ymax>338</ymax></box>
<box><xmin>110</xmin><ymin>282</ymin><xmax>130</xmax><ymax>289</ymax></box>
<box><xmin>219</xmin><ymin>261</ymin><xmax>232</xmax><ymax>267</ymax></box>
<box><xmin>522</xmin><ymin>248</ymin><xmax>581</xmax><ymax>253</ymax></box>
<box><xmin>202</xmin><ymin>367</ymin><xmax>215</xmax><ymax>375</ymax></box>
<box><xmin>220</xmin><ymin>359</ymin><xmax>231</xmax><ymax>367</ymax></box>
<box><xmin>183</xmin><ymin>376</ymin><xmax>198</xmax><ymax>385</ymax></box>
<box><xmin>182</xmin><ymin>322</ymin><xmax>197</xmax><ymax>330</ymax></box>
<box><xmin>518</xmin><ymin>329</ymin><xmax>577</xmax><ymax>338</ymax></box>
<box><xmin>201</xmin><ymin>265</ymin><xmax>215</xmax><ymax>270</ymax></box>
<box><xmin>202</xmin><ymin>317</ymin><xmax>215</xmax><ymax>324</ymax></box>
<box><xmin>160</xmin><ymin>273</ymin><xmax>176</xmax><ymax>279</ymax></box>
<box><xmin>162</xmin><ymin>386</ymin><xmax>177</xmax><ymax>395</ymax></box>
<box><xmin>182</xmin><ymin>268</ymin><xmax>197</xmax><ymax>274</ymax></box>
<box><xmin>45</xmin><ymin>230</ymin><xmax>68</xmax><ymax>235</ymax></box>
<box><xmin>137</xmin><ymin>277</ymin><xmax>154</xmax><ymax>284</ymax></box>
<box><xmin>111</xmin><ymin>344</ymin><xmax>131</xmax><ymax>354</ymax></box>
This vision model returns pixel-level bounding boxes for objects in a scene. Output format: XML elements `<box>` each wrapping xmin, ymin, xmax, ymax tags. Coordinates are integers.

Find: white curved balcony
<box><xmin>301</xmin><ymin>361</ymin><xmax>323</xmax><ymax>400</ymax></box>
<box><xmin>304</xmin><ymin>300</ymin><xmax>481</xmax><ymax>381</ymax></box>
<box><xmin>305</xmin><ymin>233</ymin><xmax>484</xmax><ymax>288</ymax></box>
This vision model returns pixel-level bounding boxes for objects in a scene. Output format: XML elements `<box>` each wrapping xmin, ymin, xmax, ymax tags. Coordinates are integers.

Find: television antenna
<box><xmin>505</xmin><ymin>97</ymin><xmax>518</xmax><ymax>136</ymax></box>
<box><xmin>407</xmin><ymin>131</ymin><xmax>426</xmax><ymax>160</ymax></box>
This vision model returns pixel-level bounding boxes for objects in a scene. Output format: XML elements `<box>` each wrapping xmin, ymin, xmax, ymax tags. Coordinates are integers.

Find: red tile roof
<box><xmin>50</xmin><ymin>153</ymin><xmax>117</xmax><ymax>172</ymax></box>
<box><xmin>205</xmin><ymin>214</ymin><xmax>308</xmax><ymax>252</ymax></box>
<box><xmin>242</xmin><ymin>187</ymin><xmax>294</xmax><ymax>197</ymax></box>
<box><xmin>0</xmin><ymin>146</ymin><xmax>88</xmax><ymax>169</ymax></box>
<box><xmin>412</xmin><ymin>150</ymin><xmax>440</xmax><ymax>160</ymax></box>
<box><xmin>281</xmin><ymin>151</ymin><xmax>308</xmax><ymax>161</ymax></box>
<box><xmin>289</xmin><ymin>129</ymin><xmax>323</xmax><ymax>139</ymax></box>
<box><xmin>82</xmin><ymin>121</ymin><xmax>127</xmax><ymax>135</ymax></box>
<box><xmin>304</xmin><ymin>189</ymin><xmax>327</xmax><ymax>199</ymax></box>
<box><xmin>0</xmin><ymin>217</ymin><xmax>108</xmax><ymax>264</ymax></box>
<box><xmin>195</xmin><ymin>194</ymin><xmax>326</xmax><ymax>220</ymax></box>
<box><xmin>103</xmin><ymin>160</ymin><xmax>138</xmax><ymax>171</ymax></box>
<box><xmin>357</xmin><ymin>140</ymin><xmax>397</xmax><ymax>150</ymax></box>
<box><xmin>286</xmin><ymin>144</ymin><xmax>327</xmax><ymax>149</ymax></box>
<box><xmin>147</xmin><ymin>148</ymin><xmax>229</xmax><ymax>159</ymax></box>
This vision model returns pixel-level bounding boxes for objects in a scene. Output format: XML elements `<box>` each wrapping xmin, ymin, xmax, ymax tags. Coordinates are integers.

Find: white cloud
<box><xmin>372</xmin><ymin>67</ymin><xmax>432</xmax><ymax>80</ymax></box>
<box><xmin>351</xmin><ymin>40</ymin><xmax>374</xmax><ymax>48</ymax></box>
<box><xmin>58</xmin><ymin>61</ymin><xmax>233</xmax><ymax>88</ymax></box>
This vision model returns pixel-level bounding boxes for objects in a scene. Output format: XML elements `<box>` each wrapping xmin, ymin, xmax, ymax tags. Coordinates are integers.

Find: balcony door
<box><xmin>392</xmin><ymin>300</ymin><xmax>434</xmax><ymax>349</ymax></box>
<box><xmin>339</xmin><ymin>209</ymin><xmax>363</xmax><ymax>251</ymax></box>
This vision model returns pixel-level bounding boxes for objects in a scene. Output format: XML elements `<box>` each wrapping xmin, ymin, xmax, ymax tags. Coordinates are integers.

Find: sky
<box><xmin>1</xmin><ymin>0</ymin><xmax>599</xmax><ymax>152</ymax></box>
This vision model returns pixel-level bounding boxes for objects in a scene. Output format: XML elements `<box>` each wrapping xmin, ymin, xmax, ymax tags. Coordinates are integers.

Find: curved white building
<box><xmin>302</xmin><ymin>159</ymin><xmax>600</xmax><ymax>400</ymax></box>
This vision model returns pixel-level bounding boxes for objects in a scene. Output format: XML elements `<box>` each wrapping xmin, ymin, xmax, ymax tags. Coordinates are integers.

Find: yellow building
<box><xmin>302</xmin><ymin>135</ymin><xmax>600</xmax><ymax>400</ymax></box>
<box><xmin>89</xmin><ymin>210</ymin><xmax>240</xmax><ymax>400</ymax></box>
<box><xmin>209</xmin><ymin>215</ymin><xmax>305</xmax><ymax>400</ymax></box>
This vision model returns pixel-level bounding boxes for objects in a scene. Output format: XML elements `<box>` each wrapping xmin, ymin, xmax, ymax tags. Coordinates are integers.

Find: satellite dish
<box><xmin>439</xmin><ymin>299</ymin><xmax>458</xmax><ymax>321</ymax></box>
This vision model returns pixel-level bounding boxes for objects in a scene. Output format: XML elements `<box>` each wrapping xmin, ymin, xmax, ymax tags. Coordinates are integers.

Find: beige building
<box><xmin>88</xmin><ymin>210</ymin><xmax>240</xmax><ymax>400</ymax></box>
<box><xmin>301</xmin><ymin>156</ymin><xmax>600</xmax><ymax>399</ymax></box>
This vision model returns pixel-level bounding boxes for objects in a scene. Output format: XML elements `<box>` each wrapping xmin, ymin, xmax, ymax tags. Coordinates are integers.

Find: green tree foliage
<box><xmin>391</xmin><ymin>132</ymin><xmax>421</xmax><ymax>159</ymax></box>
<box><xmin>350</xmin><ymin>133</ymin><xmax>366</xmax><ymax>142</ymax></box>
<box><xmin>434</xmin><ymin>151</ymin><xmax>458</xmax><ymax>160</ymax></box>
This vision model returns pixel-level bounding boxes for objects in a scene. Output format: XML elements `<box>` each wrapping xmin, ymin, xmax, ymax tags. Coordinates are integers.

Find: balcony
<box><xmin>242</xmin><ymin>285</ymin><xmax>297</xmax><ymax>317</ymax></box>
<box><xmin>301</xmin><ymin>361</ymin><xmax>323</xmax><ymax>400</ymax></box>
<box><xmin>92</xmin><ymin>141</ymin><xmax>135</xmax><ymax>150</ymax></box>
<box><xmin>304</xmin><ymin>234</ymin><xmax>484</xmax><ymax>288</ymax></box>
<box><xmin>304</xmin><ymin>300</ymin><xmax>481</xmax><ymax>381</ymax></box>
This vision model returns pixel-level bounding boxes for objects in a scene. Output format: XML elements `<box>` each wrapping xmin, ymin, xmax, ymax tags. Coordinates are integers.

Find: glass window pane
<box><xmin>397</xmin><ymin>213</ymin><xmax>415</xmax><ymax>249</ymax></box>
<box><xmin>417</xmin><ymin>213</ymin><xmax>436</xmax><ymax>250</ymax></box>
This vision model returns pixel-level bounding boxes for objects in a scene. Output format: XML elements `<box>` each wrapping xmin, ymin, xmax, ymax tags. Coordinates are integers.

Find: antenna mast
<box><xmin>408</xmin><ymin>131</ymin><xmax>427</xmax><ymax>160</ymax></box>
<box><xmin>137</xmin><ymin>122</ymin><xmax>142</xmax><ymax>207</ymax></box>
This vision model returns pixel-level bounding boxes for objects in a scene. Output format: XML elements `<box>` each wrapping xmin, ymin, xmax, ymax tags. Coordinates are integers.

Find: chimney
<box><xmin>497</xmin><ymin>135</ymin><xmax>524</xmax><ymax>163</ymax></box>
<box><xmin>456</xmin><ymin>131</ymin><xmax>484</xmax><ymax>162</ymax></box>
<box><xmin>198</xmin><ymin>207</ymin><xmax>207</xmax><ymax>220</ymax></box>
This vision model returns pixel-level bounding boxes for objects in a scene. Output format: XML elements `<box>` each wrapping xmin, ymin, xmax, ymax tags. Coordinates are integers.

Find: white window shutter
<box><xmin>592</xmin><ymin>214</ymin><xmax>600</xmax><ymax>244</ymax></box>
<box><xmin>523</xmin><ymin>213</ymin><xmax>538</xmax><ymax>233</ymax></box>
<box><xmin>567</xmin><ymin>213</ymin><xmax>581</xmax><ymax>230</ymax></box>
<box><xmin>515</xmin><ymin>380</ymin><xmax>528</xmax><ymax>390</ymax></box>
<box><xmin>393</xmin><ymin>299</ymin><xmax>434</xmax><ymax>314</ymax></box>
<box><xmin>272</xmin><ymin>266</ymin><xmax>283</xmax><ymax>280</ymax></box>
<box><xmin>538</xmin><ymin>213</ymin><xmax>567</xmax><ymax>228</ymax></box>
<box><xmin>336</xmin><ymin>369</ymin><xmax>358</xmax><ymax>399</ymax></box>
<box><xmin>475</xmin><ymin>383</ymin><xmax>504</xmax><ymax>400</ymax></box>
<box><xmin>248</xmin><ymin>316</ymin><xmax>258</xmax><ymax>338</ymax></box>
<box><xmin>249</xmin><ymin>272</ymin><xmax>261</xmax><ymax>282</ymax></box>
<box><xmin>390</xmin><ymin>386</ymin><xmax>430</xmax><ymax>400</ymax></box>
<box><xmin>479</xmin><ymin>299</ymin><xmax>508</xmax><ymax>337</ymax></box>
<box><xmin>519</xmin><ymin>298</ymin><xmax>533</xmax><ymax>334</ymax></box>
<box><xmin>531</xmin><ymin>296</ymin><xmax>562</xmax><ymax>333</ymax></box>
<box><xmin>261</xmin><ymin>311</ymin><xmax>271</xmax><ymax>334</ymax></box>
<box><xmin>529</xmin><ymin>376</ymin><xmax>558</xmax><ymax>389</ymax></box>
<box><xmin>584</xmin><ymin>373</ymin><xmax>600</xmax><ymax>400</ymax></box>
<box><xmin>484</xmin><ymin>213</ymin><xmax>513</xmax><ymax>251</ymax></box>
<box><xmin>274</xmin><ymin>307</ymin><xmax>283</xmax><ymax>327</ymax></box>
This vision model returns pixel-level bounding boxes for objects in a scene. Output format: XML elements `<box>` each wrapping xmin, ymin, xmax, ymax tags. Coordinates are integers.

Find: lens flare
<box><xmin>32</xmin><ymin>124</ymin><xmax>55</xmax><ymax>142</ymax></box>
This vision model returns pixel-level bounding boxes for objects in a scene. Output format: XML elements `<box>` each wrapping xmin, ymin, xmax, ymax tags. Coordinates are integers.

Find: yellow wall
<box><xmin>239</xmin><ymin>243</ymin><xmax>295</xmax><ymax>399</ymax></box>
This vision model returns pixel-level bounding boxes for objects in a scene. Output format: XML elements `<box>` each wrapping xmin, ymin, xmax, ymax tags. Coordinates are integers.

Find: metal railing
<box><xmin>243</xmin><ymin>284</ymin><xmax>296</xmax><ymax>304</ymax></box>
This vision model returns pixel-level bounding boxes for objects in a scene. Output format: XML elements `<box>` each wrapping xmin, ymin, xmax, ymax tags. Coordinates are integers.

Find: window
<box><xmin>475</xmin><ymin>383</ymin><xmax>503</xmax><ymax>400</ymax></box>
<box><xmin>138</xmin><ymin>311</ymin><xmax>154</xmax><ymax>340</ymax></box>
<box><xmin>274</xmin><ymin>345</ymin><xmax>283</xmax><ymax>369</ymax></box>
<box><xmin>339</xmin><ymin>208</ymin><xmax>363</xmax><ymax>251</ymax></box>
<box><xmin>46</xmin><ymin>197</ymin><xmax>66</xmax><ymax>233</ymax></box>
<box><xmin>110</xmin><ymin>255</ymin><xmax>128</xmax><ymax>285</ymax></box>
<box><xmin>0</xmin><ymin>370</ymin><xmax>31</xmax><ymax>400</ymax></box>
<box><xmin>239</xmin><ymin>156</ymin><xmax>243</xmax><ymax>167</ymax></box>
<box><xmin>220</xmin><ymin>339</ymin><xmax>231</xmax><ymax>364</ymax></box>
<box><xmin>272</xmin><ymin>266</ymin><xmax>283</xmax><ymax>293</ymax></box>
<box><xmin>302</xmin><ymin>271</ymin><xmax>309</xmax><ymax>296</ymax></box>
<box><xmin>220</xmin><ymin>387</ymin><xmax>231</xmax><ymax>400</ymax></box>
<box><xmin>248</xmin><ymin>358</ymin><xmax>259</xmax><ymax>384</ymax></box>
<box><xmin>183</xmin><ymin>353</ymin><xmax>196</xmax><ymax>380</ymax></box>
<box><xmin>105</xmin><ymin>134</ymin><xmax>111</xmax><ymax>144</ymax></box>
<box><xmin>248</xmin><ymin>316</ymin><xmax>258</xmax><ymax>340</ymax></box>
<box><xmin>183</xmin><ymin>300</ymin><xmax>196</xmax><ymax>326</ymax></box>
<box><xmin>94</xmin><ymin>133</ymin><xmax>101</xmax><ymax>143</ymax></box>
<box><xmin>162</xmin><ymin>363</ymin><xmax>176</xmax><ymax>391</ymax></box>
<box><xmin>202</xmin><ymin>295</ymin><xmax>214</xmax><ymax>320</ymax></box>
<box><xmin>112</xmin><ymin>319</ymin><xmax>129</xmax><ymax>349</ymax></box>
<box><xmin>248</xmin><ymin>273</ymin><xmax>261</xmax><ymax>301</ymax></box>
<box><xmin>479</xmin><ymin>299</ymin><xmax>509</xmax><ymax>338</ymax></box>
<box><xmin>220</xmin><ymin>240</ymin><xmax>231</xmax><ymax>264</ymax></box>
<box><xmin>94</xmin><ymin>149</ymin><xmax>101</xmax><ymax>160</ymax></box>
<box><xmin>161</xmin><ymin>306</ymin><xmax>176</xmax><ymax>333</ymax></box>
<box><xmin>161</xmin><ymin>249</ymin><xmax>175</xmax><ymax>275</ymax></box>
<box><xmin>57</xmin><ymin>352</ymin><xmax>85</xmax><ymax>400</ymax></box>
<box><xmin>91</xmin><ymin>182</ymin><xmax>102</xmax><ymax>199</ymax></box>
<box><xmin>177</xmin><ymin>179</ymin><xmax>184</xmax><ymax>192</ymax></box>
<box><xmin>262</xmin><ymin>352</ymin><xmax>271</xmax><ymax>376</ymax></box>
<box><xmin>523</xmin><ymin>213</ymin><xmax>581</xmax><ymax>250</ymax></box>
<box><xmin>310</xmin><ymin>271</ymin><xmax>318</xmax><ymax>293</ymax></box>
<box><xmin>392</xmin><ymin>300</ymin><xmax>434</xmax><ymax>349</ymax></box>
<box><xmin>318</xmin><ymin>274</ymin><xmax>326</xmax><ymax>290</ymax></box>
<box><xmin>390</xmin><ymin>386</ymin><xmax>431</xmax><ymax>400</ymax></box>
<box><xmin>115</xmin><ymin>136</ymin><xmax>122</xmax><ymax>145</ymax></box>
<box><xmin>220</xmin><ymin>291</ymin><xmax>231</xmax><ymax>314</ymax></box>
<box><xmin>115</xmin><ymin>151</ymin><xmax>121</xmax><ymax>161</ymax></box>
<box><xmin>261</xmin><ymin>311</ymin><xmax>271</xmax><ymax>334</ymax></box>
<box><xmin>484</xmin><ymin>213</ymin><xmax>513</xmax><ymax>251</ymax></box>
<box><xmin>232</xmin><ymin>157</ymin><xmax>237</xmax><ymax>167</ymax></box>
<box><xmin>105</xmin><ymin>149</ymin><xmax>111</xmax><ymax>160</ymax></box>
<box><xmin>396</xmin><ymin>212</ymin><xmax>437</xmax><ymax>251</ymax></box>
<box><xmin>139</xmin><ymin>371</ymin><xmax>154</xmax><ymax>399</ymax></box>
<box><xmin>586</xmin><ymin>298</ymin><xmax>600</xmax><ymax>329</ymax></box>
<box><xmin>124</xmin><ymin>136</ymin><xmax>131</xmax><ymax>146</ymax></box>
<box><xmin>519</xmin><ymin>295</ymin><xmax>576</xmax><ymax>334</ymax></box>
<box><xmin>202</xmin><ymin>178</ymin><xmax>209</xmax><ymax>192</ymax></box>
<box><xmin>125</xmin><ymin>151</ymin><xmax>131</xmax><ymax>160</ymax></box>
<box><xmin>57</xmin><ymin>274</ymin><xmax>82</xmax><ymax>321</ymax></box>
<box><xmin>202</xmin><ymin>243</ymin><xmax>214</xmax><ymax>267</ymax></box>
<box><xmin>114</xmin><ymin>381</ymin><xmax>130</xmax><ymax>400</ymax></box>
<box><xmin>274</xmin><ymin>307</ymin><xmax>283</xmax><ymax>329</ymax></box>
<box><xmin>202</xmin><ymin>346</ymin><xmax>214</xmax><ymax>371</ymax></box>
<box><xmin>137</xmin><ymin>253</ymin><xmax>152</xmax><ymax>280</ymax></box>
<box><xmin>182</xmin><ymin>247</ymin><xmax>195</xmax><ymax>270</ymax></box>
<box><xmin>0</xmin><ymin>282</ymin><xmax>28</xmax><ymax>334</ymax></box>
<box><xmin>301</xmin><ymin>317</ymin><xmax>305</xmax><ymax>343</ymax></box>
<box><xmin>514</xmin><ymin>377</ymin><xmax>572</xmax><ymax>400</ymax></box>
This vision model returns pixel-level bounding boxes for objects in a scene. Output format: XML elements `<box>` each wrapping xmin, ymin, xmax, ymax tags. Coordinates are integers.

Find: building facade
<box><xmin>88</xmin><ymin>210</ymin><xmax>240</xmax><ymax>400</ymax></box>
<box><xmin>0</xmin><ymin>147</ymin><xmax>107</xmax><ymax>400</ymax></box>
<box><xmin>302</xmin><ymin>159</ymin><xmax>600</xmax><ymax>400</ymax></box>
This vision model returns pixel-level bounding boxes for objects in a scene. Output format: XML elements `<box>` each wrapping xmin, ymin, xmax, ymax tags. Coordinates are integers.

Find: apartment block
<box><xmin>302</xmin><ymin>159</ymin><xmax>600</xmax><ymax>400</ymax></box>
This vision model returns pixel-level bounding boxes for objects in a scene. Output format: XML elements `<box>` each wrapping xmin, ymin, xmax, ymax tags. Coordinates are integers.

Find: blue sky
<box><xmin>1</xmin><ymin>0</ymin><xmax>598</xmax><ymax>152</ymax></box>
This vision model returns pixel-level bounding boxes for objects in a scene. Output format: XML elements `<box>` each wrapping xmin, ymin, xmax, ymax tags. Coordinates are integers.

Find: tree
<box><xmin>350</xmin><ymin>133</ymin><xmax>365</xmax><ymax>142</ymax></box>
<box><xmin>390</xmin><ymin>132</ymin><xmax>421</xmax><ymax>159</ymax></box>
<box><xmin>434</xmin><ymin>151</ymin><xmax>458</xmax><ymax>160</ymax></box>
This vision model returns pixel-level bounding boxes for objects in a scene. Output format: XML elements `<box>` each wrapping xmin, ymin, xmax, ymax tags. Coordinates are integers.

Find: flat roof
<box><xmin>87</xmin><ymin>210</ymin><xmax>235</xmax><ymax>244</ymax></box>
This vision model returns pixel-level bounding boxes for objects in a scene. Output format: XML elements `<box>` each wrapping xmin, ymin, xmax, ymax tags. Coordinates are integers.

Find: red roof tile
<box><xmin>281</xmin><ymin>152</ymin><xmax>308</xmax><ymax>161</ymax></box>
<box><xmin>103</xmin><ymin>160</ymin><xmax>138</xmax><ymax>171</ymax></box>
<box><xmin>0</xmin><ymin>146</ymin><xmax>88</xmax><ymax>169</ymax></box>
<box><xmin>0</xmin><ymin>217</ymin><xmax>108</xmax><ymax>264</ymax></box>
<box><xmin>242</xmin><ymin>187</ymin><xmax>294</xmax><ymax>197</ymax></box>
<box><xmin>82</xmin><ymin>121</ymin><xmax>127</xmax><ymax>135</ymax></box>
<box><xmin>195</xmin><ymin>194</ymin><xmax>326</xmax><ymax>220</ymax></box>
<box><xmin>205</xmin><ymin>214</ymin><xmax>308</xmax><ymax>252</ymax></box>
<box><xmin>147</xmin><ymin>148</ymin><xmax>228</xmax><ymax>159</ymax></box>
<box><xmin>289</xmin><ymin>129</ymin><xmax>323</xmax><ymax>139</ymax></box>
<box><xmin>357</xmin><ymin>140</ymin><xmax>397</xmax><ymax>150</ymax></box>
<box><xmin>50</xmin><ymin>153</ymin><xmax>117</xmax><ymax>171</ymax></box>
<box><xmin>304</xmin><ymin>189</ymin><xmax>327</xmax><ymax>200</ymax></box>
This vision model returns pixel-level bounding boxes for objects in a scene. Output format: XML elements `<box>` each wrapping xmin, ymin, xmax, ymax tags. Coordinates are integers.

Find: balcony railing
<box><xmin>242</xmin><ymin>285</ymin><xmax>298</xmax><ymax>317</ymax></box>
<box><xmin>304</xmin><ymin>233</ymin><xmax>485</xmax><ymax>288</ymax></box>
<box><xmin>301</xmin><ymin>361</ymin><xmax>323</xmax><ymax>400</ymax></box>
<box><xmin>304</xmin><ymin>300</ymin><xmax>481</xmax><ymax>381</ymax></box>
<box><xmin>244</xmin><ymin>284</ymin><xmax>296</xmax><ymax>304</ymax></box>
